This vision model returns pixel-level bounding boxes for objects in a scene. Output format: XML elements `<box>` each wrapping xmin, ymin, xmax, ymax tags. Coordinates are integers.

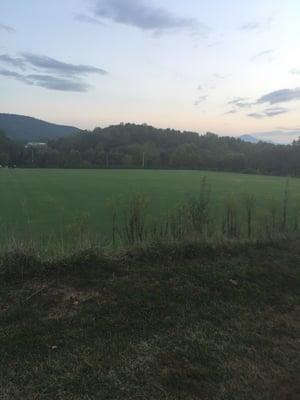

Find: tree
<box><xmin>1</xmin><ymin>123</ymin><xmax>299</xmax><ymax>176</ymax></box>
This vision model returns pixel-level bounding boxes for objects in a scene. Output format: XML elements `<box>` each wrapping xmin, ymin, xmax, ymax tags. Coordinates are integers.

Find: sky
<box><xmin>0</xmin><ymin>0</ymin><xmax>300</xmax><ymax>143</ymax></box>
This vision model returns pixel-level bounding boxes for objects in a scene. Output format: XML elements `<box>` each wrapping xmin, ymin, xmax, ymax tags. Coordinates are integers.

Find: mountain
<box><xmin>239</xmin><ymin>134</ymin><xmax>277</xmax><ymax>145</ymax></box>
<box><xmin>249</xmin><ymin>131</ymin><xmax>298</xmax><ymax>145</ymax></box>
<box><xmin>239</xmin><ymin>134</ymin><xmax>259</xmax><ymax>143</ymax></box>
<box><xmin>0</xmin><ymin>114</ymin><xmax>80</xmax><ymax>142</ymax></box>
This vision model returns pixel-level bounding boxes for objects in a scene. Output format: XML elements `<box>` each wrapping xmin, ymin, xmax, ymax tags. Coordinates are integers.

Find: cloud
<box><xmin>226</xmin><ymin>109</ymin><xmax>238</xmax><ymax>114</ymax></box>
<box><xmin>234</xmin><ymin>102</ymin><xmax>253</xmax><ymax>108</ymax></box>
<box><xmin>228</xmin><ymin>98</ymin><xmax>253</xmax><ymax>109</ymax></box>
<box><xmin>21</xmin><ymin>53</ymin><xmax>108</xmax><ymax>76</ymax></box>
<box><xmin>247</xmin><ymin>112</ymin><xmax>265</xmax><ymax>119</ymax></box>
<box><xmin>74</xmin><ymin>14</ymin><xmax>104</xmax><ymax>26</ymax></box>
<box><xmin>239</xmin><ymin>22</ymin><xmax>261</xmax><ymax>31</ymax></box>
<box><xmin>228</xmin><ymin>97</ymin><xmax>247</xmax><ymax>104</ymax></box>
<box><xmin>248</xmin><ymin>107</ymin><xmax>290</xmax><ymax>119</ymax></box>
<box><xmin>290</xmin><ymin>69</ymin><xmax>300</xmax><ymax>75</ymax></box>
<box><xmin>228</xmin><ymin>87</ymin><xmax>300</xmax><ymax>116</ymax></box>
<box><xmin>198</xmin><ymin>73</ymin><xmax>227</xmax><ymax>98</ymax></box>
<box><xmin>207</xmin><ymin>41</ymin><xmax>221</xmax><ymax>48</ymax></box>
<box><xmin>0</xmin><ymin>54</ymin><xmax>26</xmax><ymax>70</ymax></box>
<box><xmin>239</xmin><ymin>19</ymin><xmax>271</xmax><ymax>33</ymax></box>
<box><xmin>228</xmin><ymin>88</ymin><xmax>299</xmax><ymax>118</ymax></box>
<box><xmin>251</xmin><ymin>49</ymin><xmax>275</xmax><ymax>61</ymax></box>
<box><xmin>213</xmin><ymin>73</ymin><xmax>225</xmax><ymax>79</ymax></box>
<box><xmin>27</xmin><ymin>74</ymin><xmax>90</xmax><ymax>92</ymax></box>
<box><xmin>264</xmin><ymin>107</ymin><xmax>290</xmax><ymax>117</ymax></box>
<box><xmin>0</xmin><ymin>69</ymin><xmax>30</xmax><ymax>83</ymax></box>
<box><xmin>257</xmin><ymin>88</ymin><xmax>300</xmax><ymax>104</ymax></box>
<box><xmin>0</xmin><ymin>22</ymin><xmax>15</xmax><ymax>33</ymax></box>
<box><xmin>277</xmin><ymin>125</ymin><xmax>300</xmax><ymax>131</ymax></box>
<box><xmin>195</xmin><ymin>73</ymin><xmax>224</xmax><ymax>104</ymax></box>
<box><xmin>226</xmin><ymin>98</ymin><xmax>254</xmax><ymax>115</ymax></box>
<box><xmin>92</xmin><ymin>0</ymin><xmax>206</xmax><ymax>34</ymax></box>
<box><xmin>0</xmin><ymin>52</ymin><xmax>107</xmax><ymax>77</ymax></box>
<box><xmin>0</xmin><ymin>52</ymin><xmax>108</xmax><ymax>92</ymax></box>
<box><xmin>0</xmin><ymin>68</ymin><xmax>90</xmax><ymax>92</ymax></box>
<box><xmin>194</xmin><ymin>95</ymin><xmax>208</xmax><ymax>106</ymax></box>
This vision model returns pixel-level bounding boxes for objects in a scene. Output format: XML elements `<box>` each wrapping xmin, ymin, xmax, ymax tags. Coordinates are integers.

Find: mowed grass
<box><xmin>0</xmin><ymin>168</ymin><xmax>300</xmax><ymax>247</ymax></box>
<box><xmin>1</xmin><ymin>240</ymin><xmax>299</xmax><ymax>399</ymax></box>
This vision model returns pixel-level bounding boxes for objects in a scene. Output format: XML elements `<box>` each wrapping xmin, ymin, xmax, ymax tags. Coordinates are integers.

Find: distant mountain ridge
<box><xmin>0</xmin><ymin>114</ymin><xmax>286</xmax><ymax>145</ymax></box>
<box><xmin>0</xmin><ymin>114</ymin><xmax>79</xmax><ymax>142</ymax></box>
<box><xmin>239</xmin><ymin>134</ymin><xmax>275</xmax><ymax>144</ymax></box>
<box><xmin>239</xmin><ymin>134</ymin><xmax>259</xmax><ymax>143</ymax></box>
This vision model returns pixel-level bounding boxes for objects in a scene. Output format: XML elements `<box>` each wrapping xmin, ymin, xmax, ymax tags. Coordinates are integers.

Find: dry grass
<box><xmin>0</xmin><ymin>240</ymin><xmax>299</xmax><ymax>399</ymax></box>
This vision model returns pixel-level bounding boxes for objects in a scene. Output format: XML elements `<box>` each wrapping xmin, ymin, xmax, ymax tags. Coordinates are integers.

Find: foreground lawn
<box><xmin>0</xmin><ymin>241</ymin><xmax>299</xmax><ymax>399</ymax></box>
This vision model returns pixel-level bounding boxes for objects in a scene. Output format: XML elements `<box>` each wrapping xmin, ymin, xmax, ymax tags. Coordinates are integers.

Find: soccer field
<box><xmin>0</xmin><ymin>168</ymin><xmax>299</xmax><ymax>248</ymax></box>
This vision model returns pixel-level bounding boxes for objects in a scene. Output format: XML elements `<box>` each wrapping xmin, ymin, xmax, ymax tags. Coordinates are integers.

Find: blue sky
<box><xmin>0</xmin><ymin>0</ymin><xmax>300</xmax><ymax>143</ymax></box>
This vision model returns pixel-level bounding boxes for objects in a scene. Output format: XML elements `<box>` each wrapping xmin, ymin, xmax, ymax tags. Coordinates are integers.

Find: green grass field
<box><xmin>0</xmin><ymin>168</ymin><xmax>300</xmax><ymax>248</ymax></box>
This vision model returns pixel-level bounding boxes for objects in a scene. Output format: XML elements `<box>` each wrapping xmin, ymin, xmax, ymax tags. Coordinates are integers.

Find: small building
<box><xmin>25</xmin><ymin>142</ymin><xmax>47</xmax><ymax>149</ymax></box>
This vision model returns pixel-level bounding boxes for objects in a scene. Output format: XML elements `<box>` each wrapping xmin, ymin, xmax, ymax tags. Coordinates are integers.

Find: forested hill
<box><xmin>47</xmin><ymin>124</ymin><xmax>300</xmax><ymax>175</ymax></box>
<box><xmin>0</xmin><ymin>123</ymin><xmax>300</xmax><ymax>176</ymax></box>
<box><xmin>0</xmin><ymin>114</ymin><xmax>79</xmax><ymax>141</ymax></box>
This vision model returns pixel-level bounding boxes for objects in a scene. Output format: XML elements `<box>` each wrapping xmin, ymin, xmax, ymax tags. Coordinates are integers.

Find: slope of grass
<box><xmin>1</xmin><ymin>240</ymin><xmax>299</xmax><ymax>399</ymax></box>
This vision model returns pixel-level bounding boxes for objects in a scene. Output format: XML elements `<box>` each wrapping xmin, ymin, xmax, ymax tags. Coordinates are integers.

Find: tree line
<box><xmin>1</xmin><ymin>124</ymin><xmax>300</xmax><ymax>176</ymax></box>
